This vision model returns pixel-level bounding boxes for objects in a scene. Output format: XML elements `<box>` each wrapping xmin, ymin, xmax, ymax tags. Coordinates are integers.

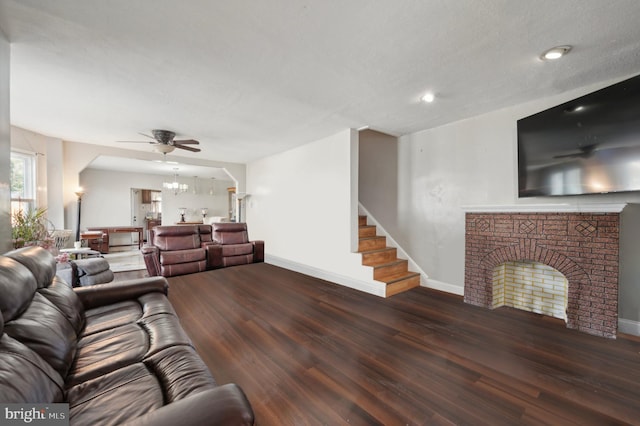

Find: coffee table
<box><xmin>59</xmin><ymin>247</ymin><xmax>102</xmax><ymax>259</ymax></box>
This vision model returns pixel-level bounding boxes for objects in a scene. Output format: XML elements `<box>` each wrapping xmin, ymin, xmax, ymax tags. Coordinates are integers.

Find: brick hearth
<box><xmin>464</xmin><ymin>211</ymin><xmax>620</xmax><ymax>338</ymax></box>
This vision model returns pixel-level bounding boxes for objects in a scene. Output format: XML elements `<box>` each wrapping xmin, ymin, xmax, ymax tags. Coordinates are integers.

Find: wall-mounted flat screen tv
<box><xmin>518</xmin><ymin>73</ymin><xmax>640</xmax><ymax>197</ymax></box>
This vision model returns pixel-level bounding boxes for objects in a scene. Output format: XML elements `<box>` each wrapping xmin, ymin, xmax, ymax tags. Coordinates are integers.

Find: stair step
<box><xmin>373</xmin><ymin>259</ymin><xmax>408</xmax><ymax>281</ymax></box>
<box><xmin>358</xmin><ymin>225</ymin><xmax>377</xmax><ymax>238</ymax></box>
<box><xmin>358</xmin><ymin>236</ymin><xmax>386</xmax><ymax>251</ymax></box>
<box><xmin>361</xmin><ymin>247</ymin><xmax>398</xmax><ymax>266</ymax></box>
<box><xmin>358</xmin><ymin>215</ymin><xmax>367</xmax><ymax>226</ymax></box>
<box><xmin>385</xmin><ymin>273</ymin><xmax>421</xmax><ymax>297</ymax></box>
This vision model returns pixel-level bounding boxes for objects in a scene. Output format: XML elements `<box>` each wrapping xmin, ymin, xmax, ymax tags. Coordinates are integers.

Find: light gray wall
<box><xmin>396</xmin><ymin>73</ymin><xmax>640</xmax><ymax>327</ymax></box>
<box><xmin>358</xmin><ymin>129</ymin><xmax>399</xmax><ymax>235</ymax></box>
<box><xmin>0</xmin><ymin>28</ymin><xmax>11</xmax><ymax>252</ymax></box>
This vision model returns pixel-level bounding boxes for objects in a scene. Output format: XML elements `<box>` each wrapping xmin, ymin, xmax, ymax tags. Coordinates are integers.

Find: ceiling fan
<box><xmin>119</xmin><ymin>129</ymin><xmax>201</xmax><ymax>153</ymax></box>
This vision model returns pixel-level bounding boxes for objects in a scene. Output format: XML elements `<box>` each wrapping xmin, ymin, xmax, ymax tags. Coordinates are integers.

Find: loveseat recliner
<box><xmin>0</xmin><ymin>246</ymin><xmax>254</xmax><ymax>426</ymax></box>
<box><xmin>207</xmin><ymin>222</ymin><xmax>265</xmax><ymax>268</ymax></box>
<box><xmin>141</xmin><ymin>225</ymin><xmax>209</xmax><ymax>277</ymax></box>
<box><xmin>142</xmin><ymin>223</ymin><xmax>264</xmax><ymax>278</ymax></box>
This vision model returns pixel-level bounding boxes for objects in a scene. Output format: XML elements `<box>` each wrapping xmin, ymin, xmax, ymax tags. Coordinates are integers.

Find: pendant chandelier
<box><xmin>163</xmin><ymin>168</ymin><xmax>189</xmax><ymax>195</ymax></box>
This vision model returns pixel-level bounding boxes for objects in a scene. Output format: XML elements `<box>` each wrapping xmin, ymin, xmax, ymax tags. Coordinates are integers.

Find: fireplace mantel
<box><xmin>462</xmin><ymin>203</ymin><xmax>626</xmax><ymax>213</ymax></box>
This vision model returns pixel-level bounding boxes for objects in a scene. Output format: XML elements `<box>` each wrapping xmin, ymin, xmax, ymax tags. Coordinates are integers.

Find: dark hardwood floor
<box><xmin>156</xmin><ymin>264</ymin><xmax>640</xmax><ymax>425</ymax></box>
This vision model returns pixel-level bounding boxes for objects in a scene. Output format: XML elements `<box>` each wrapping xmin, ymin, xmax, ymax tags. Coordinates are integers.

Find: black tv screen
<box><xmin>517</xmin><ymin>73</ymin><xmax>640</xmax><ymax>197</ymax></box>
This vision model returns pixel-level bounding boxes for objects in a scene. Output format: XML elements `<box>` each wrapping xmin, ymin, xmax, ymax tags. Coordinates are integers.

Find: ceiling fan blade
<box><xmin>173</xmin><ymin>139</ymin><xmax>200</xmax><ymax>145</ymax></box>
<box><xmin>175</xmin><ymin>144</ymin><xmax>201</xmax><ymax>152</ymax></box>
<box><xmin>553</xmin><ymin>153</ymin><xmax>580</xmax><ymax>159</ymax></box>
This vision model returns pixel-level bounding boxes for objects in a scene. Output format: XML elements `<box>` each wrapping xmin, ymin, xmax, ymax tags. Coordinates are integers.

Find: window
<box><xmin>10</xmin><ymin>151</ymin><xmax>37</xmax><ymax>216</ymax></box>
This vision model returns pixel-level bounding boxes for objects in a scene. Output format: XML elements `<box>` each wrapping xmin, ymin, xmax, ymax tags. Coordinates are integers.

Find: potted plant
<box><xmin>11</xmin><ymin>207</ymin><xmax>54</xmax><ymax>250</ymax></box>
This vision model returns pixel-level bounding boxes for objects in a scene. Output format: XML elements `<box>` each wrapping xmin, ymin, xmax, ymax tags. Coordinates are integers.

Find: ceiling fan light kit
<box><xmin>154</xmin><ymin>144</ymin><xmax>176</xmax><ymax>154</ymax></box>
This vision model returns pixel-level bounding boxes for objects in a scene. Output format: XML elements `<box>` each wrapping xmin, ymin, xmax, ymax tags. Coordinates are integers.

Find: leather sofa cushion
<box><xmin>67</xmin><ymin>293</ymin><xmax>192</xmax><ymax>386</ymax></box>
<box><xmin>221</xmin><ymin>243</ymin><xmax>254</xmax><ymax>257</ymax></box>
<box><xmin>4</xmin><ymin>292</ymin><xmax>79</xmax><ymax>377</ymax></box>
<box><xmin>0</xmin><ymin>333</ymin><xmax>64</xmax><ymax>403</ymax></box>
<box><xmin>82</xmin><ymin>293</ymin><xmax>176</xmax><ymax>336</ymax></box>
<box><xmin>38</xmin><ymin>277</ymin><xmax>86</xmax><ymax>335</ymax></box>
<box><xmin>0</xmin><ymin>252</ymin><xmax>84</xmax><ymax>380</ymax></box>
<box><xmin>144</xmin><ymin>345</ymin><xmax>217</xmax><ymax>402</ymax></box>
<box><xmin>223</xmin><ymin>254</ymin><xmax>254</xmax><ymax>267</ymax></box>
<box><xmin>68</xmin><ymin>363</ymin><xmax>164</xmax><ymax>425</ymax></box>
<box><xmin>67</xmin><ymin>345</ymin><xmax>217</xmax><ymax>425</ymax></box>
<box><xmin>160</xmin><ymin>260</ymin><xmax>207</xmax><ymax>277</ymax></box>
<box><xmin>5</xmin><ymin>246</ymin><xmax>57</xmax><ymax>289</ymax></box>
<box><xmin>160</xmin><ymin>248</ymin><xmax>206</xmax><ymax>265</ymax></box>
<box><xmin>0</xmin><ymin>257</ymin><xmax>38</xmax><ymax>322</ymax></box>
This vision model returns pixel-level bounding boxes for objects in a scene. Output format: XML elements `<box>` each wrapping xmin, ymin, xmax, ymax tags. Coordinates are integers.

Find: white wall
<box><xmin>247</xmin><ymin>129</ymin><xmax>385</xmax><ymax>295</ymax></box>
<box><xmin>80</xmin><ymin>168</ymin><xmax>233</xmax><ymax>227</ymax></box>
<box><xmin>0</xmin><ymin>28</ymin><xmax>11</xmax><ymax>252</ymax></box>
<box><xmin>396</xmin><ymin>73</ymin><xmax>640</xmax><ymax>325</ymax></box>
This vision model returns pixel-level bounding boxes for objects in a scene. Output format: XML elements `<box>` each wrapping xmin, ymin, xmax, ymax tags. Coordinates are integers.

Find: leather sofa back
<box><xmin>0</xmin><ymin>247</ymin><xmax>86</xmax><ymax>400</ymax></box>
<box><xmin>152</xmin><ymin>225</ymin><xmax>202</xmax><ymax>251</ymax></box>
<box><xmin>198</xmin><ymin>224</ymin><xmax>213</xmax><ymax>243</ymax></box>
<box><xmin>212</xmin><ymin>222</ymin><xmax>250</xmax><ymax>245</ymax></box>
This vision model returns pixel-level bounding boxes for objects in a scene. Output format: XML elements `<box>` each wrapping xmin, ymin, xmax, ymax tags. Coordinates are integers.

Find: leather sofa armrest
<box><xmin>142</xmin><ymin>245</ymin><xmax>161</xmax><ymax>276</ymax></box>
<box><xmin>204</xmin><ymin>243</ymin><xmax>223</xmax><ymax>269</ymax></box>
<box><xmin>252</xmin><ymin>240</ymin><xmax>265</xmax><ymax>263</ymax></box>
<box><xmin>120</xmin><ymin>384</ymin><xmax>254</xmax><ymax>426</ymax></box>
<box><xmin>74</xmin><ymin>276</ymin><xmax>169</xmax><ymax>310</ymax></box>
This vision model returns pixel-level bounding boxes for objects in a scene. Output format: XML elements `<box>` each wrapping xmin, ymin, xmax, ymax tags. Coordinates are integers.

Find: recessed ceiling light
<box><xmin>421</xmin><ymin>92</ymin><xmax>435</xmax><ymax>103</ymax></box>
<box><xmin>540</xmin><ymin>45</ymin><xmax>572</xmax><ymax>61</ymax></box>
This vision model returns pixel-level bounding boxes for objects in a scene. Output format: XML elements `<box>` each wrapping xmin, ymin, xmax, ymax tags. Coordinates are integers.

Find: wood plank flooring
<box><xmin>163</xmin><ymin>263</ymin><xmax>640</xmax><ymax>425</ymax></box>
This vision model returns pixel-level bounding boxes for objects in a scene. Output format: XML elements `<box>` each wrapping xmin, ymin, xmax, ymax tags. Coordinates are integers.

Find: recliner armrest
<box><xmin>252</xmin><ymin>241</ymin><xmax>265</xmax><ymax>263</ymax></box>
<box><xmin>142</xmin><ymin>245</ymin><xmax>161</xmax><ymax>276</ymax></box>
<box><xmin>120</xmin><ymin>384</ymin><xmax>254</xmax><ymax>426</ymax></box>
<box><xmin>204</xmin><ymin>243</ymin><xmax>223</xmax><ymax>269</ymax></box>
<box><xmin>73</xmin><ymin>276</ymin><xmax>169</xmax><ymax>309</ymax></box>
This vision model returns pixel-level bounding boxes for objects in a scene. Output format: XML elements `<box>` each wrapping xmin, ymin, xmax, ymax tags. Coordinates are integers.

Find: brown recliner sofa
<box><xmin>143</xmin><ymin>223</ymin><xmax>264</xmax><ymax>277</ymax></box>
<box><xmin>0</xmin><ymin>246</ymin><xmax>254</xmax><ymax>426</ymax></box>
<box><xmin>142</xmin><ymin>225</ymin><xmax>210</xmax><ymax>277</ymax></box>
<box><xmin>207</xmin><ymin>223</ymin><xmax>265</xmax><ymax>268</ymax></box>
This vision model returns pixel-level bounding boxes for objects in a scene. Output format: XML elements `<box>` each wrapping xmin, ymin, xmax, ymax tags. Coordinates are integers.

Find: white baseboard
<box><xmin>618</xmin><ymin>318</ymin><xmax>640</xmax><ymax>336</ymax></box>
<box><xmin>423</xmin><ymin>278</ymin><xmax>464</xmax><ymax>296</ymax></box>
<box><xmin>265</xmin><ymin>254</ymin><xmax>386</xmax><ymax>297</ymax></box>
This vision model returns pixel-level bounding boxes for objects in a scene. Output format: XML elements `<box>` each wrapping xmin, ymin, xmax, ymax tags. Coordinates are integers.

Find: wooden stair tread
<box><xmin>376</xmin><ymin>270</ymin><xmax>420</xmax><ymax>284</ymax></box>
<box><xmin>359</xmin><ymin>247</ymin><xmax>396</xmax><ymax>255</ymax></box>
<box><xmin>372</xmin><ymin>259</ymin><xmax>406</xmax><ymax>268</ymax></box>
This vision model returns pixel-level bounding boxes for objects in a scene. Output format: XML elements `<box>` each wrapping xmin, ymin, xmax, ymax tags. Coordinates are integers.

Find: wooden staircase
<box><xmin>358</xmin><ymin>215</ymin><xmax>420</xmax><ymax>296</ymax></box>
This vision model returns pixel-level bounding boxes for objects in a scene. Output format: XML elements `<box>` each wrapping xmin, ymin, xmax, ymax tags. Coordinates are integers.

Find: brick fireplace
<box><xmin>464</xmin><ymin>205</ymin><xmax>623</xmax><ymax>338</ymax></box>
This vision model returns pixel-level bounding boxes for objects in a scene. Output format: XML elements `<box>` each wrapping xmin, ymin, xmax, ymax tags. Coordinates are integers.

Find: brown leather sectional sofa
<box><xmin>142</xmin><ymin>223</ymin><xmax>264</xmax><ymax>277</ymax></box>
<box><xmin>0</xmin><ymin>246</ymin><xmax>255</xmax><ymax>425</ymax></box>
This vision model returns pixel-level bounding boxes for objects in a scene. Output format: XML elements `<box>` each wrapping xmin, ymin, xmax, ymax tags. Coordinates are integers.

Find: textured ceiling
<box><xmin>1</xmin><ymin>0</ymin><xmax>640</xmax><ymax>164</ymax></box>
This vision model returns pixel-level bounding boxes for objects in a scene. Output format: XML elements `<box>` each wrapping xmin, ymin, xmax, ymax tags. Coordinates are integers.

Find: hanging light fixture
<box><xmin>163</xmin><ymin>168</ymin><xmax>189</xmax><ymax>195</ymax></box>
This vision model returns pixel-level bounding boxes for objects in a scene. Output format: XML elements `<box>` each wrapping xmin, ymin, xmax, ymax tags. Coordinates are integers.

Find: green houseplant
<box><xmin>11</xmin><ymin>207</ymin><xmax>54</xmax><ymax>250</ymax></box>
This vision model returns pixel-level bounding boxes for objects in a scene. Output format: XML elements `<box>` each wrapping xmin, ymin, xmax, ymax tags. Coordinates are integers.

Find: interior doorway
<box><xmin>131</xmin><ymin>188</ymin><xmax>162</xmax><ymax>242</ymax></box>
